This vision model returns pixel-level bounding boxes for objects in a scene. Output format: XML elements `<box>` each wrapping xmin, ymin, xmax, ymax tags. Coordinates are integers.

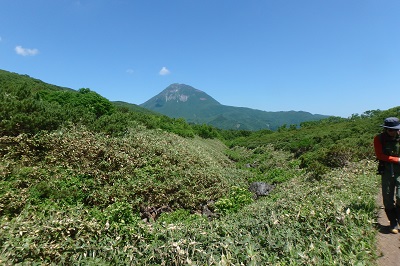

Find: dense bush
<box><xmin>225</xmin><ymin>145</ymin><xmax>303</xmax><ymax>184</ymax></box>
<box><xmin>227</xmin><ymin>106</ymin><xmax>400</xmax><ymax>179</ymax></box>
<box><xmin>0</xmin><ymin>158</ymin><xmax>380</xmax><ymax>265</ymax></box>
<box><xmin>0</xmin><ymin>69</ymin><xmax>397</xmax><ymax>264</ymax></box>
<box><xmin>0</xmin><ymin>85</ymin><xmax>65</xmax><ymax>136</ymax></box>
<box><xmin>0</xmin><ymin>70</ymin><xmax>200</xmax><ymax>139</ymax></box>
<box><xmin>0</xmin><ymin>125</ymin><xmax>251</xmax><ymax>218</ymax></box>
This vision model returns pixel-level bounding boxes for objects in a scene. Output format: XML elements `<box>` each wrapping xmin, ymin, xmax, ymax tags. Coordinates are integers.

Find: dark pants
<box><xmin>382</xmin><ymin>170</ymin><xmax>400</xmax><ymax>226</ymax></box>
<box><xmin>381</xmin><ymin>171</ymin><xmax>400</xmax><ymax>209</ymax></box>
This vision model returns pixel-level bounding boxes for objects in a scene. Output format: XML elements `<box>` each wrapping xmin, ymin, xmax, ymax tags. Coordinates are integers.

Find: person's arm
<box><xmin>374</xmin><ymin>135</ymin><xmax>400</xmax><ymax>163</ymax></box>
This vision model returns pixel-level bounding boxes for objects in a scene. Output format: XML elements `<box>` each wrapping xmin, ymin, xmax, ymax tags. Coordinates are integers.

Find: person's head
<box><xmin>382</xmin><ymin>117</ymin><xmax>400</xmax><ymax>137</ymax></box>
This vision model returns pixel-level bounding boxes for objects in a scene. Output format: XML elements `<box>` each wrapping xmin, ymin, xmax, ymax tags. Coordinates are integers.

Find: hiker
<box><xmin>374</xmin><ymin>117</ymin><xmax>400</xmax><ymax>234</ymax></box>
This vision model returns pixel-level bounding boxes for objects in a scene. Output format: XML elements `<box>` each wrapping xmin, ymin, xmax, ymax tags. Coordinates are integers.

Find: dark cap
<box><xmin>381</xmin><ymin>117</ymin><xmax>400</xmax><ymax>130</ymax></box>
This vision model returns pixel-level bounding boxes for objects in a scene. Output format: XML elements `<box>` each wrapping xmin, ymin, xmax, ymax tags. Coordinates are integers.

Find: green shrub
<box><xmin>0</xmin><ymin>125</ymin><xmax>248</xmax><ymax>217</ymax></box>
<box><xmin>324</xmin><ymin>144</ymin><xmax>353</xmax><ymax>168</ymax></box>
<box><xmin>266</xmin><ymin>168</ymin><xmax>292</xmax><ymax>183</ymax></box>
<box><xmin>157</xmin><ymin>209</ymin><xmax>205</xmax><ymax>224</ymax></box>
<box><xmin>307</xmin><ymin>161</ymin><xmax>330</xmax><ymax>181</ymax></box>
<box><xmin>215</xmin><ymin>186</ymin><xmax>254</xmax><ymax>214</ymax></box>
<box><xmin>103</xmin><ymin>201</ymin><xmax>140</xmax><ymax>225</ymax></box>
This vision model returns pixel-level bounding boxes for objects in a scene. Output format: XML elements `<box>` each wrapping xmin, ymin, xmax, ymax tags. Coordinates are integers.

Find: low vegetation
<box><xmin>0</xmin><ymin>69</ymin><xmax>399</xmax><ymax>265</ymax></box>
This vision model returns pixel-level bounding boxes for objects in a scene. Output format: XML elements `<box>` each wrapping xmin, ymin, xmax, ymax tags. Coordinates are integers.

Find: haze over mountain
<box><xmin>140</xmin><ymin>84</ymin><xmax>329</xmax><ymax>131</ymax></box>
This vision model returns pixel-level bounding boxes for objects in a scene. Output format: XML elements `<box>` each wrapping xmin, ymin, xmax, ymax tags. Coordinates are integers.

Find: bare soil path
<box><xmin>375</xmin><ymin>192</ymin><xmax>400</xmax><ymax>266</ymax></box>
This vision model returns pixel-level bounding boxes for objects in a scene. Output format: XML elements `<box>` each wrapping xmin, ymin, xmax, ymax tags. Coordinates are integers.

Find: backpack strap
<box><xmin>379</xmin><ymin>132</ymin><xmax>395</xmax><ymax>177</ymax></box>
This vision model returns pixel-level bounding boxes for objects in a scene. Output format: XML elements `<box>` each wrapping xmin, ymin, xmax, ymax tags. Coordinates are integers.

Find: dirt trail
<box><xmin>375</xmin><ymin>192</ymin><xmax>400</xmax><ymax>266</ymax></box>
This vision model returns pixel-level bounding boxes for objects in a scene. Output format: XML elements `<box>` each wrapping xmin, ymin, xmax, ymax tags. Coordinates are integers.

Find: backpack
<box><xmin>376</xmin><ymin>132</ymin><xmax>400</xmax><ymax>175</ymax></box>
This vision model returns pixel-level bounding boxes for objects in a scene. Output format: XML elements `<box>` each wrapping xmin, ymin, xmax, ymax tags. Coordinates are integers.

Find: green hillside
<box><xmin>1</xmin><ymin>69</ymin><xmax>399</xmax><ymax>264</ymax></box>
<box><xmin>112</xmin><ymin>101</ymin><xmax>159</xmax><ymax>115</ymax></box>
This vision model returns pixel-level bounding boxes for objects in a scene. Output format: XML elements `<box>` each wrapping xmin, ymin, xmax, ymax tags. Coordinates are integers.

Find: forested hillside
<box><xmin>1</xmin><ymin>69</ymin><xmax>399</xmax><ymax>265</ymax></box>
<box><xmin>140</xmin><ymin>83</ymin><xmax>329</xmax><ymax>130</ymax></box>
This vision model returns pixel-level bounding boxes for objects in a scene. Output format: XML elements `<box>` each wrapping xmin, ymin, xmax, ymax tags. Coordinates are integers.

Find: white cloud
<box><xmin>15</xmin><ymin>45</ymin><xmax>39</xmax><ymax>56</ymax></box>
<box><xmin>126</xmin><ymin>69</ymin><xmax>134</xmax><ymax>74</ymax></box>
<box><xmin>159</xmin><ymin>67</ymin><xmax>170</xmax><ymax>76</ymax></box>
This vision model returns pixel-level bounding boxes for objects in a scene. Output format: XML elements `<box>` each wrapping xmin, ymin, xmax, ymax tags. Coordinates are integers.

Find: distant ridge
<box><xmin>140</xmin><ymin>83</ymin><xmax>329</xmax><ymax>130</ymax></box>
<box><xmin>0</xmin><ymin>68</ymin><xmax>329</xmax><ymax>131</ymax></box>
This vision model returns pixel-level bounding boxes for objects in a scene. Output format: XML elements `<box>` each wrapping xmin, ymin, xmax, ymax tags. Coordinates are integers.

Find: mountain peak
<box><xmin>140</xmin><ymin>83</ymin><xmax>329</xmax><ymax>130</ymax></box>
<box><xmin>162</xmin><ymin>83</ymin><xmax>219</xmax><ymax>104</ymax></box>
<box><xmin>141</xmin><ymin>83</ymin><xmax>220</xmax><ymax>109</ymax></box>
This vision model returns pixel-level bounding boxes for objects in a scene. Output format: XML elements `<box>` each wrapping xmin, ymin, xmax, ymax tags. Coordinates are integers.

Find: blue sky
<box><xmin>1</xmin><ymin>0</ymin><xmax>399</xmax><ymax>117</ymax></box>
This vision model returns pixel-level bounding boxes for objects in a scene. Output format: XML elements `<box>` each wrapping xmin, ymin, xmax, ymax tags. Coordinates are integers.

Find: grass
<box><xmin>0</xmin><ymin>125</ymin><xmax>381</xmax><ymax>265</ymax></box>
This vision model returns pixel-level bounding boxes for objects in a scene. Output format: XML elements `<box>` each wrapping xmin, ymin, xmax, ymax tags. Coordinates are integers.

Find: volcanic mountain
<box><xmin>140</xmin><ymin>83</ymin><xmax>329</xmax><ymax>131</ymax></box>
